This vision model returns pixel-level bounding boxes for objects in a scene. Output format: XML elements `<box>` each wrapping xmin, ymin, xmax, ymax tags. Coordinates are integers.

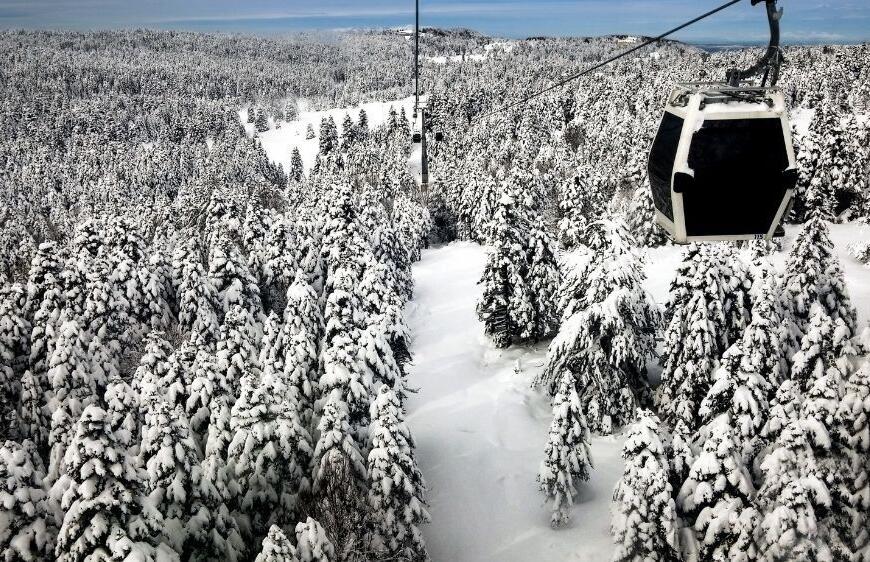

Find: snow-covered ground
<box><xmin>405</xmin><ymin>223</ymin><xmax>870</xmax><ymax>562</ymax></box>
<box><xmin>427</xmin><ymin>41</ymin><xmax>514</xmax><ymax>65</ymax></box>
<box><xmin>405</xmin><ymin>242</ymin><xmax>625</xmax><ymax>562</ymax></box>
<box><xmin>241</xmin><ymin>96</ymin><xmax>417</xmax><ymax>173</ymax></box>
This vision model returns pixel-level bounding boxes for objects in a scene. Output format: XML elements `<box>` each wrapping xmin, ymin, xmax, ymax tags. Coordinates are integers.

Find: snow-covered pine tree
<box><xmin>626</xmin><ymin>184</ymin><xmax>669</xmax><ymax>248</ymax></box>
<box><xmin>255</xmin><ymin>525</ymin><xmax>296</xmax><ymax>562</ymax></box>
<box><xmin>740</xmin><ymin>275</ymin><xmax>787</xmax><ymax>389</ymax></box>
<box><xmin>677</xmin><ymin>421</ymin><xmax>758</xmax><ymax>561</ymax></box>
<box><xmin>185</xmin><ymin>344</ymin><xmax>233</xmax><ymax>451</ymax></box>
<box><xmin>294</xmin><ymin>517</ymin><xmax>335</xmax><ymax>562</ymax></box>
<box><xmin>536</xmin><ymin>219</ymin><xmax>659</xmax><ymax>433</ymax></box>
<box><xmin>306</xmin><ymin>123</ymin><xmax>316</xmax><ymax>140</ymax></box>
<box><xmin>18</xmin><ymin>369</ymin><xmax>50</xmax><ymax>455</ymax></box>
<box><xmin>367</xmin><ymin>385</ymin><xmax>429</xmax><ymax>560</ymax></box>
<box><xmin>141</xmin><ymin>250</ymin><xmax>174</xmax><ymax>331</ymax></box>
<box><xmin>756</xmin><ymin>421</ymin><xmax>831</xmax><ymax>561</ymax></box>
<box><xmin>476</xmin><ymin>185</ymin><xmax>534</xmax><ymax>348</ymax></box>
<box><xmin>525</xmin><ymin>217</ymin><xmax>560</xmax><ymax>341</ymax></box>
<box><xmin>228</xmin><ymin>371</ymin><xmax>313</xmax><ymax>537</ymax></box>
<box><xmin>173</xmin><ymin>237</ymin><xmax>221</xmax><ymax>345</ymax></box>
<box><xmin>289</xmin><ymin>147</ymin><xmax>304</xmax><ymax>182</ymax></box>
<box><xmin>610</xmin><ymin>410</ymin><xmax>680</xmax><ymax>562</ymax></box>
<box><xmin>215</xmin><ymin>303</ymin><xmax>260</xmax><ymax>395</ymax></box>
<box><xmin>712</xmin><ymin>244</ymin><xmax>753</xmax><ymax>348</ymax></box>
<box><xmin>790</xmin><ymin>303</ymin><xmax>856</xmax><ymax>394</ymax></box>
<box><xmin>208</xmin><ymin>233</ymin><xmax>262</xmax><ymax>318</ymax></box>
<box><xmin>557</xmin><ymin>175</ymin><xmax>588</xmax><ymax>250</ymax></box>
<box><xmin>658</xmin><ymin>288</ymin><xmax>721</xmax><ymax>433</ymax></box>
<box><xmin>0</xmin><ymin>439</ymin><xmax>53</xmax><ymax>560</ymax></box>
<box><xmin>262</xmin><ymin>217</ymin><xmax>298</xmax><ymax>314</ymax></box>
<box><xmin>26</xmin><ymin>278</ymin><xmax>62</xmax><ymax>384</ymax></box>
<box><xmin>189</xmin><ymin>433</ymin><xmax>246</xmax><ymax>562</ymax></box>
<box><xmin>46</xmin><ymin>317</ymin><xmax>98</xmax><ymax>483</ymax></box>
<box><xmin>0</xmin><ymin>284</ymin><xmax>30</xmax><ymax>438</ymax></box>
<box><xmin>131</xmin><ymin>330</ymin><xmax>175</xmax><ymax>414</ymax></box>
<box><xmin>311</xmin><ymin>390</ymin><xmax>367</xmax><ymax>557</ymax></box>
<box><xmin>836</xmin><ymin>362</ymin><xmax>870</xmax><ymax>560</ymax></box>
<box><xmin>697</xmin><ymin>343</ymin><xmax>770</xmax><ymax>470</ymax></box>
<box><xmin>281</xmin><ymin>271</ymin><xmax>322</xmax><ymax>427</ymax></box>
<box><xmin>538</xmin><ymin>372</ymin><xmax>593</xmax><ymax>528</ymax></box>
<box><xmin>55</xmin><ymin>405</ymin><xmax>149</xmax><ymax>562</ymax></box>
<box><xmin>138</xmin><ymin>397</ymin><xmax>203</xmax><ymax>557</ymax></box>
<box><xmin>791</xmin><ymin>306</ymin><xmax>856</xmax><ymax>560</ymax></box>
<box><xmin>781</xmin><ymin>215</ymin><xmax>857</xmax><ymax>358</ymax></box>
<box><xmin>319</xmin><ymin>267</ymin><xmax>371</xmax><ymax>442</ymax></box>
<box><xmin>318</xmin><ymin>116</ymin><xmax>338</xmax><ymax>156</ymax></box>
<box><xmin>104</xmin><ymin>373</ymin><xmax>140</xmax><ymax>453</ymax></box>
<box><xmin>24</xmin><ymin>241</ymin><xmax>63</xmax><ymax>323</ymax></box>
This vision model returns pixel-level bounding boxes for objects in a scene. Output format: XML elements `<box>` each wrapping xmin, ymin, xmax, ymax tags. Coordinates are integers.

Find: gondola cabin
<box><xmin>647</xmin><ymin>83</ymin><xmax>797</xmax><ymax>243</ymax></box>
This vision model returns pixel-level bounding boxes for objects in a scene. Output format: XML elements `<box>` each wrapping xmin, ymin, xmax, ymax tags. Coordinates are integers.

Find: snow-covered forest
<box><xmin>0</xmin><ymin>26</ymin><xmax>868</xmax><ymax>561</ymax></box>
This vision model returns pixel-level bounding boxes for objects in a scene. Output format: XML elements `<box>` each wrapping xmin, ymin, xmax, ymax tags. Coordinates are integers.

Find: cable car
<box><xmin>648</xmin><ymin>84</ymin><xmax>797</xmax><ymax>242</ymax></box>
<box><xmin>648</xmin><ymin>0</ymin><xmax>796</xmax><ymax>243</ymax></box>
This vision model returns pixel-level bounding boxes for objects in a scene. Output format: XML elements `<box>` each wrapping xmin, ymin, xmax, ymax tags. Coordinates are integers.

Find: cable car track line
<box><xmin>475</xmin><ymin>0</ymin><xmax>744</xmax><ymax>122</ymax></box>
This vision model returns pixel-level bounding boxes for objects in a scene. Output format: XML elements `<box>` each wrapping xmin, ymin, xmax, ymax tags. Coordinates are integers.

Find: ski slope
<box><xmin>405</xmin><ymin>242</ymin><xmax>625</xmax><ymax>562</ymax></box>
<box><xmin>404</xmin><ymin>223</ymin><xmax>870</xmax><ymax>562</ymax></box>
<box><xmin>241</xmin><ymin>96</ymin><xmax>417</xmax><ymax>174</ymax></box>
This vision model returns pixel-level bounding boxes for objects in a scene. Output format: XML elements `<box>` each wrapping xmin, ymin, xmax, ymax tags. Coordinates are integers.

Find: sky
<box><xmin>0</xmin><ymin>0</ymin><xmax>867</xmax><ymax>44</ymax></box>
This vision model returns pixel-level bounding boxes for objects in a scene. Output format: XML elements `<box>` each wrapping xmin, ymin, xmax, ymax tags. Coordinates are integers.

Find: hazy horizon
<box><xmin>0</xmin><ymin>0</ymin><xmax>867</xmax><ymax>45</ymax></box>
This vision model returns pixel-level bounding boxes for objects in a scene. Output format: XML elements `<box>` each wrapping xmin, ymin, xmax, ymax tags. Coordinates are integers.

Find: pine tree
<box><xmin>46</xmin><ymin>318</ymin><xmax>98</xmax><ymax>483</ymax></box>
<box><xmin>320</xmin><ymin>267</ymin><xmax>371</xmax><ymax>441</ymax></box>
<box><xmin>104</xmin><ymin>373</ymin><xmax>140</xmax><ymax>452</ymax></box>
<box><xmin>367</xmin><ymin>385</ymin><xmax>429</xmax><ymax>560</ymax></box>
<box><xmin>557</xmin><ymin>175</ymin><xmax>588</xmax><ymax>250</ymax></box>
<box><xmin>658</xmin><ymin>290</ymin><xmax>720</xmax><ymax>433</ymax></box>
<box><xmin>215</xmin><ymin>304</ymin><xmax>260</xmax><ymax>394</ymax></box>
<box><xmin>24</xmin><ymin>241</ymin><xmax>63</xmax><ymax>323</ymax></box>
<box><xmin>318</xmin><ymin>116</ymin><xmax>338</xmax><ymax>156</ymax></box>
<box><xmin>542</xmin><ymin>219</ymin><xmax>659</xmax><ymax>432</ymax></box>
<box><xmin>677</xmin><ymin>421</ymin><xmax>758</xmax><ymax>561</ymax></box>
<box><xmin>538</xmin><ymin>373</ymin><xmax>593</xmax><ymax>528</ymax></box>
<box><xmin>190</xmin><ymin>439</ymin><xmax>246</xmax><ymax>562</ymax></box>
<box><xmin>610</xmin><ymin>411</ymin><xmax>680</xmax><ymax>562</ymax></box>
<box><xmin>55</xmin><ymin>406</ymin><xmax>148</xmax><ymax>562</ymax></box>
<box><xmin>228</xmin><ymin>372</ymin><xmax>313</xmax><ymax>536</ymax></box>
<box><xmin>790</xmin><ymin>304</ymin><xmax>856</xmax><ymax>394</ymax></box>
<box><xmin>281</xmin><ymin>271</ymin><xmax>322</xmax><ymax>428</ymax></box>
<box><xmin>357</xmin><ymin>109</ymin><xmax>368</xmax><ymax>134</ymax></box>
<box><xmin>138</xmin><ymin>398</ymin><xmax>203</xmax><ymax>557</ymax></box>
<box><xmin>186</xmin><ymin>344</ymin><xmax>233</xmax><ymax>450</ymax></box>
<box><xmin>525</xmin><ymin>218</ymin><xmax>560</xmax><ymax>340</ymax></box>
<box><xmin>311</xmin><ymin>391</ymin><xmax>367</xmax><ymax>556</ymax></box>
<box><xmin>0</xmin><ymin>439</ymin><xmax>53</xmax><ymax>560</ymax></box>
<box><xmin>18</xmin><ymin>369</ymin><xmax>50</xmax><ymax>455</ymax></box>
<box><xmin>756</xmin><ymin>421</ymin><xmax>831</xmax><ymax>561</ymax></box>
<box><xmin>289</xmin><ymin>147</ymin><xmax>304</xmax><ymax>182</ymax></box>
<box><xmin>476</xmin><ymin>187</ymin><xmax>533</xmax><ymax>347</ymax></box>
<box><xmin>698</xmin><ymin>344</ymin><xmax>770</xmax><ymax>470</ymax></box>
<box><xmin>781</xmin><ymin>215</ymin><xmax>857</xmax><ymax>358</ymax></box>
<box><xmin>306</xmin><ymin>123</ymin><xmax>316</xmax><ymax>140</ymax></box>
<box><xmin>255</xmin><ymin>525</ymin><xmax>296</xmax><ymax>562</ymax></box>
<box><xmin>837</xmin><ymin>363</ymin><xmax>870</xmax><ymax>559</ymax></box>
<box><xmin>208</xmin><ymin>234</ymin><xmax>262</xmax><ymax>317</ymax></box>
<box><xmin>626</xmin><ymin>185</ymin><xmax>669</xmax><ymax>248</ymax></box>
<box><xmin>173</xmin><ymin>237</ymin><xmax>221</xmax><ymax>346</ymax></box>
<box><xmin>0</xmin><ymin>284</ymin><xmax>30</xmax><ymax>438</ymax></box>
<box><xmin>262</xmin><ymin>218</ymin><xmax>299</xmax><ymax>315</ymax></box>
<box><xmin>132</xmin><ymin>330</ymin><xmax>175</xmax><ymax>413</ymax></box>
<box><xmin>294</xmin><ymin>517</ymin><xmax>335</xmax><ymax>562</ymax></box>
